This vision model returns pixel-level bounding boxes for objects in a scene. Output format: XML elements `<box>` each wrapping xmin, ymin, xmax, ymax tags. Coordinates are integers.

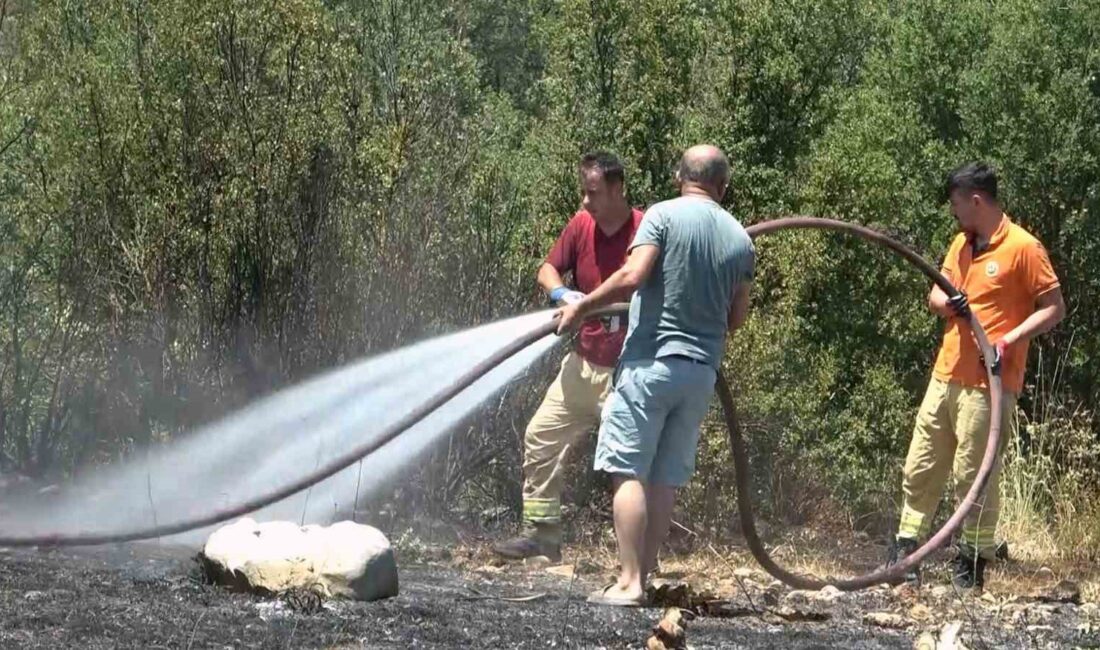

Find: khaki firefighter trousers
<box><xmin>521</xmin><ymin>351</ymin><xmax>613</xmax><ymax>525</ymax></box>
<box><xmin>897</xmin><ymin>378</ymin><xmax>1018</xmax><ymax>558</ymax></box>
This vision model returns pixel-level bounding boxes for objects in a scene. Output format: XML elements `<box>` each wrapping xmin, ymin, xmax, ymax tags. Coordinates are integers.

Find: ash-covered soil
<box><xmin>0</xmin><ymin>543</ymin><xmax>1095</xmax><ymax>649</ymax></box>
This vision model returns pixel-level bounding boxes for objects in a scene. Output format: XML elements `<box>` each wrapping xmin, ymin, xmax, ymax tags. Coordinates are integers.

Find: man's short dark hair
<box><xmin>580</xmin><ymin>151</ymin><xmax>625</xmax><ymax>186</ymax></box>
<box><xmin>947</xmin><ymin>162</ymin><xmax>998</xmax><ymax>200</ymax></box>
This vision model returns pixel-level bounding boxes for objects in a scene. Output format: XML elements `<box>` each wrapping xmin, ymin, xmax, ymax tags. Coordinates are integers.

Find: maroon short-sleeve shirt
<box><xmin>545</xmin><ymin>208</ymin><xmax>644</xmax><ymax>367</ymax></box>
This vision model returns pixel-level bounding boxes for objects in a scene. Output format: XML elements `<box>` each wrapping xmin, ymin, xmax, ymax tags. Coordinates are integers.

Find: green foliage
<box><xmin>0</xmin><ymin>0</ymin><xmax>1097</xmax><ymax>539</ymax></box>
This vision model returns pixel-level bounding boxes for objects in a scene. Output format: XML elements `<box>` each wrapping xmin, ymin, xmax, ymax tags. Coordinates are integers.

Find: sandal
<box><xmin>586</xmin><ymin>583</ymin><xmax>647</xmax><ymax>607</ymax></box>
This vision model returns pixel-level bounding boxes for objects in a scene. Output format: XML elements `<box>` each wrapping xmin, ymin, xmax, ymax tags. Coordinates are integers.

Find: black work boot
<box><xmin>952</xmin><ymin>543</ymin><xmax>986</xmax><ymax>591</ymax></box>
<box><xmin>887</xmin><ymin>536</ymin><xmax>922</xmax><ymax>587</ymax></box>
<box><xmin>491</xmin><ymin>522</ymin><xmax>562</xmax><ymax>562</ymax></box>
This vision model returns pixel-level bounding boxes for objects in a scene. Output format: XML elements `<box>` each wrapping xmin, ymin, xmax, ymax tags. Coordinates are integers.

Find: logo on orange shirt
<box><xmin>985</xmin><ymin>261</ymin><xmax>999</xmax><ymax>277</ymax></box>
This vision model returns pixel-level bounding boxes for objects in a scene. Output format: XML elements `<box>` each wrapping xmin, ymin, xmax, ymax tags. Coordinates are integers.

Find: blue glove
<box><xmin>549</xmin><ymin>286</ymin><xmax>585</xmax><ymax>305</ymax></box>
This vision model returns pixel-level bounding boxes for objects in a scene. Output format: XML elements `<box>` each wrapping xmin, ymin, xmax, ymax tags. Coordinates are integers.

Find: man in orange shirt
<box><xmin>891</xmin><ymin>162</ymin><xmax>1065</xmax><ymax>590</ymax></box>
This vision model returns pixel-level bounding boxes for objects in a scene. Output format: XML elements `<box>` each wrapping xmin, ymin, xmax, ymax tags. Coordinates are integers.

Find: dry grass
<box><xmin>567</xmin><ymin>510</ymin><xmax>1100</xmax><ymax>602</ymax></box>
<box><xmin>994</xmin><ymin>388</ymin><xmax>1100</xmax><ymax>601</ymax></box>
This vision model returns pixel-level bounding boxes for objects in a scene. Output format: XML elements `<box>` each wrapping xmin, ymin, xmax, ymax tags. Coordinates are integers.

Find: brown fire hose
<box><xmin>735</xmin><ymin>216</ymin><xmax>1002</xmax><ymax>590</ymax></box>
<box><xmin>0</xmin><ymin>217</ymin><xmax>1002</xmax><ymax>594</ymax></box>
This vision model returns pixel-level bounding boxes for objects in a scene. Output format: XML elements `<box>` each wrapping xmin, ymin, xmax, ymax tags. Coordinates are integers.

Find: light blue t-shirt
<box><xmin>619</xmin><ymin>195</ymin><xmax>755</xmax><ymax>369</ymax></box>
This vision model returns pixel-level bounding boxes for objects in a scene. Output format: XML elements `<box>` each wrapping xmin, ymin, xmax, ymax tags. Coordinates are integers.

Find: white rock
<box><xmin>201</xmin><ymin>518</ymin><xmax>398</xmax><ymax>601</ymax></box>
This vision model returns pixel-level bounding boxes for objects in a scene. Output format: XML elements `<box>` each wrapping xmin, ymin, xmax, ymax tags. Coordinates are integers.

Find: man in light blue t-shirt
<box><xmin>556</xmin><ymin>144</ymin><xmax>755</xmax><ymax>607</ymax></box>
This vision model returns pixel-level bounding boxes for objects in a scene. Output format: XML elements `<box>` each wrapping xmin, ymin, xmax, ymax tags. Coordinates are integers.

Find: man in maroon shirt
<box><xmin>493</xmin><ymin>152</ymin><xmax>643</xmax><ymax>561</ymax></box>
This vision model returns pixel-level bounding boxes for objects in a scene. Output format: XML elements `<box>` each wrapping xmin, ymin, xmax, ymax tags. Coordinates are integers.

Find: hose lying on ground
<box><xmin>0</xmin><ymin>217</ymin><xmax>1002</xmax><ymax>594</ymax></box>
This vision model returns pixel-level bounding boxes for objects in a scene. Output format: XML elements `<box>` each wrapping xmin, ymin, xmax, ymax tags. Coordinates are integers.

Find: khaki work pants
<box><xmin>521</xmin><ymin>350</ymin><xmax>613</xmax><ymax>525</ymax></box>
<box><xmin>898</xmin><ymin>378</ymin><xmax>1018</xmax><ymax>558</ymax></box>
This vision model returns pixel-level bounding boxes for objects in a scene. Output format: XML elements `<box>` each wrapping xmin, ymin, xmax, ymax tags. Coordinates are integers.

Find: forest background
<box><xmin>1</xmin><ymin>0</ymin><xmax>1098</xmax><ymax>559</ymax></box>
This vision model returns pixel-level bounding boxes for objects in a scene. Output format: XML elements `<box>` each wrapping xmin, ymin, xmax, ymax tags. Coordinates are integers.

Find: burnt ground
<box><xmin>0</xmin><ymin>540</ymin><xmax>1097</xmax><ymax>649</ymax></box>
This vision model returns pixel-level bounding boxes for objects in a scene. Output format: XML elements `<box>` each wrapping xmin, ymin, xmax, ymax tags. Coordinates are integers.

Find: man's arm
<box><xmin>1000</xmin><ymin>287</ymin><xmax>1066</xmax><ymax>348</ymax></box>
<box><xmin>728</xmin><ymin>282</ymin><xmax>752</xmax><ymax>332</ymax></box>
<box><xmin>928</xmin><ymin>283</ymin><xmax>975</xmax><ymax>320</ymax></box>
<box><xmin>928</xmin><ymin>285</ymin><xmax>954</xmax><ymax>318</ymax></box>
<box><xmin>929</xmin><ymin>240</ymin><xmax>965</xmax><ymax>319</ymax></box>
<box><xmin>541</xmin><ymin>214</ymin><xmax>581</xmax><ymax>300</ymax></box>
<box><xmin>555</xmin><ymin>244</ymin><xmax>660</xmax><ymax>333</ymax></box>
<box><xmin>537</xmin><ymin>262</ymin><xmax>567</xmax><ymax>294</ymax></box>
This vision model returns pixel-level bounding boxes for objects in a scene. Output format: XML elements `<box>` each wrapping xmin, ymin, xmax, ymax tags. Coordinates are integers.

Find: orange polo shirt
<box><xmin>933</xmin><ymin>215</ymin><xmax>1060</xmax><ymax>394</ymax></box>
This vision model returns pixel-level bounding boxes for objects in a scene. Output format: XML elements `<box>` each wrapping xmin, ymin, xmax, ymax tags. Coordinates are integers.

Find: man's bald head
<box><xmin>676</xmin><ymin>144</ymin><xmax>730</xmax><ymax>200</ymax></box>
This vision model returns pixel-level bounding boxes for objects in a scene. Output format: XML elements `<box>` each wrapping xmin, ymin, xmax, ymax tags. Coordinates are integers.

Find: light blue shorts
<box><xmin>594</xmin><ymin>356</ymin><xmax>717</xmax><ymax>486</ymax></box>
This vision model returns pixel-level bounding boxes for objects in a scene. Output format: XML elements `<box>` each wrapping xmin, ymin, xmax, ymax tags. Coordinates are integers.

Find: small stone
<box><xmin>981</xmin><ymin>591</ymin><xmax>998</xmax><ymax>604</ymax></box>
<box><xmin>523</xmin><ymin>555</ymin><xmax>551</xmax><ymax>569</ymax></box>
<box><xmin>931</xmin><ymin>585</ymin><xmax>951</xmax><ymax>599</ymax></box>
<box><xmin>23</xmin><ymin>591</ymin><xmax>46</xmax><ymax>601</ymax></box>
<box><xmin>733</xmin><ymin>568</ymin><xmax>753</xmax><ymax>579</ymax></box>
<box><xmin>863</xmin><ymin>611</ymin><xmax>910</xmax><ymax>629</ymax></box>
<box><xmin>648</xmin><ymin>580</ymin><xmax>693</xmax><ymax>608</ymax></box>
<box><xmin>1012</xmin><ymin>605</ymin><xmax>1052</xmax><ymax>626</ymax></box>
<box><xmin>574</xmin><ymin>559</ymin><xmax>602</xmax><ymax>575</ymax></box>
<box><xmin>545</xmin><ymin>564</ymin><xmax>574</xmax><ymax>579</ymax></box>
<box><xmin>892</xmin><ymin>583</ymin><xmax>917</xmax><ymax>599</ymax></box>
<box><xmin>914</xmin><ymin>631</ymin><xmax>938</xmax><ymax>650</ymax></box>
<box><xmin>1081</xmin><ymin>602</ymin><xmax>1098</xmax><ymax>618</ymax></box>
<box><xmin>909</xmin><ymin>603</ymin><xmax>932</xmax><ymax>621</ymax></box>
<box><xmin>1035</xmin><ymin>567</ymin><xmax>1055</xmax><ymax>580</ymax></box>
<box><xmin>1025</xmin><ymin>624</ymin><xmax>1053</xmax><ymax>633</ymax></box>
<box><xmin>771</xmin><ymin>605</ymin><xmax>829</xmax><ymax>622</ymax></box>
<box><xmin>939</xmin><ymin>621</ymin><xmax>964</xmax><ymax>644</ymax></box>
<box><xmin>816</xmin><ymin>585</ymin><xmax>843</xmax><ymax>602</ymax></box>
<box><xmin>474</xmin><ymin>564</ymin><xmax>503</xmax><ymax>574</ymax></box>
<box><xmin>647</xmin><ymin>606</ymin><xmax>694</xmax><ymax>650</ymax></box>
<box><xmin>783</xmin><ymin>590</ymin><xmax>813</xmax><ymax>606</ymax></box>
<box><xmin>1035</xmin><ymin>579</ymin><xmax>1081</xmax><ymax>605</ymax></box>
<box><xmin>869</xmin><ymin>583</ymin><xmax>892</xmax><ymax>596</ymax></box>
